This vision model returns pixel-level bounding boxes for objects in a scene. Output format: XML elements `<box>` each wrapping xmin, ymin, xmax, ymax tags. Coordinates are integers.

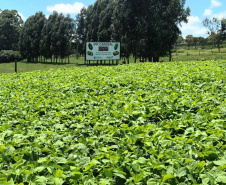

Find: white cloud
<box><xmin>187</xmin><ymin>16</ymin><xmax>202</xmax><ymax>24</ymax></box>
<box><xmin>47</xmin><ymin>2</ymin><xmax>86</xmax><ymax>14</ymax></box>
<box><xmin>210</xmin><ymin>0</ymin><xmax>222</xmax><ymax>8</ymax></box>
<box><xmin>212</xmin><ymin>11</ymin><xmax>226</xmax><ymax>19</ymax></box>
<box><xmin>180</xmin><ymin>16</ymin><xmax>208</xmax><ymax>38</ymax></box>
<box><xmin>204</xmin><ymin>9</ymin><xmax>213</xmax><ymax>16</ymax></box>
<box><xmin>18</xmin><ymin>12</ymin><xmax>26</xmax><ymax>21</ymax></box>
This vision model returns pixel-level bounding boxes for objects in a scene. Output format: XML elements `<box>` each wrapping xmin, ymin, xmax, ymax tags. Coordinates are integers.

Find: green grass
<box><xmin>1</xmin><ymin>47</ymin><xmax>226</xmax><ymax>73</ymax></box>
<box><xmin>0</xmin><ymin>57</ymin><xmax>84</xmax><ymax>73</ymax></box>
<box><xmin>161</xmin><ymin>47</ymin><xmax>226</xmax><ymax>62</ymax></box>
<box><xmin>0</xmin><ymin>56</ymin><xmax>122</xmax><ymax>73</ymax></box>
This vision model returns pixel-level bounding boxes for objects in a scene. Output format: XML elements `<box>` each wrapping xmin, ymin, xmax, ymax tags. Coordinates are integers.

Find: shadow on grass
<box><xmin>19</xmin><ymin>60</ymin><xmax>76</xmax><ymax>65</ymax></box>
<box><xmin>77</xmin><ymin>63</ymin><xmax>120</xmax><ymax>66</ymax></box>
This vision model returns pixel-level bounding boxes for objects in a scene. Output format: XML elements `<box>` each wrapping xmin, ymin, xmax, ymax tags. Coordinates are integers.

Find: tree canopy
<box><xmin>1</xmin><ymin>0</ymin><xmax>191</xmax><ymax>62</ymax></box>
<box><xmin>20</xmin><ymin>11</ymin><xmax>75</xmax><ymax>63</ymax></box>
<box><xmin>76</xmin><ymin>0</ymin><xmax>190</xmax><ymax>62</ymax></box>
<box><xmin>203</xmin><ymin>17</ymin><xmax>226</xmax><ymax>52</ymax></box>
<box><xmin>0</xmin><ymin>9</ymin><xmax>23</xmax><ymax>51</ymax></box>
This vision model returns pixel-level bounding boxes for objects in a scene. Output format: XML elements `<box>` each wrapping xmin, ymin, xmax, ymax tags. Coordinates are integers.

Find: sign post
<box><xmin>15</xmin><ymin>60</ymin><xmax>17</xmax><ymax>73</ymax></box>
<box><xmin>86</xmin><ymin>42</ymin><xmax>120</xmax><ymax>62</ymax></box>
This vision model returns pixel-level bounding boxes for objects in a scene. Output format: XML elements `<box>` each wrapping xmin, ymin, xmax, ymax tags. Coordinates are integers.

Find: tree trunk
<box><xmin>218</xmin><ymin>43</ymin><xmax>220</xmax><ymax>53</ymax></box>
<box><xmin>76</xmin><ymin>44</ymin><xmax>79</xmax><ymax>59</ymax></box>
<box><xmin>153</xmin><ymin>56</ymin><xmax>159</xmax><ymax>62</ymax></box>
<box><xmin>169</xmin><ymin>50</ymin><xmax>172</xmax><ymax>62</ymax></box>
<box><xmin>149</xmin><ymin>56</ymin><xmax>152</xmax><ymax>62</ymax></box>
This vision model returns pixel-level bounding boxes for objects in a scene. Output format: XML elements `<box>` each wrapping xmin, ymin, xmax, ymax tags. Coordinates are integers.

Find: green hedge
<box><xmin>0</xmin><ymin>50</ymin><xmax>22</xmax><ymax>63</ymax></box>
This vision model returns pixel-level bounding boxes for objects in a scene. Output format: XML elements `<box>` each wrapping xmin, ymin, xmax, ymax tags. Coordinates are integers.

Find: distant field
<box><xmin>159</xmin><ymin>47</ymin><xmax>226</xmax><ymax>62</ymax></box>
<box><xmin>0</xmin><ymin>61</ymin><xmax>226</xmax><ymax>184</ymax></box>
<box><xmin>0</xmin><ymin>57</ymin><xmax>122</xmax><ymax>73</ymax></box>
<box><xmin>0</xmin><ymin>57</ymin><xmax>84</xmax><ymax>73</ymax></box>
<box><xmin>1</xmin><ymin>48</ymin><xmax>226</xmax><ymax>73</ymax></box>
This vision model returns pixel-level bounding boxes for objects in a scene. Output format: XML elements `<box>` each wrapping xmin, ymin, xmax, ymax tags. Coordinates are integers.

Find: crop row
<box><xmin>0</xmin><ymin>61</ymin><xmax>226</xmax><ymax>184</ymax></box>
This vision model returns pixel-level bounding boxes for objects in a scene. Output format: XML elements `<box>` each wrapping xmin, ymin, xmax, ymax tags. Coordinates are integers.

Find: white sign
<box><xmin>86</xmin><ymin>42</ymin><xmax>120</xmax><ymax>60</ymax></box>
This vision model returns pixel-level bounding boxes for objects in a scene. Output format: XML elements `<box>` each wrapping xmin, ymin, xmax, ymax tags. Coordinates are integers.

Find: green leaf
<box><xmin>104</xmin><ymin>168</ymin><xmax>113</xmax><ymax>178</ymax></box>
<box><xmin>99</xmin><ymin>178</ymin><xmax>112</xmax><ymax>185</ymax></box>
<box><xmin>131</xmin><ymin>172</ymin><xmax>144</xmax><ymax>183</ymax></box>
<box><xmin>200</xmin><ymin>174</ymin><xmax>210</xmax><ymax>184</ymax></box>
<box><xmin>132</xmin><ymin>161</ymin><xmax>141</xmax><ymax>172</ymax></box>
<box><xmin>216</xmin><ymin>174</ymin><xmax>226</xmax><ymax>183</ymax></box>
<box><xmin>0</xmin><ymin>145</ymin><xmax>6</xmax><ymax>151</ymax></box>
<box><xmin>197</xmin><ymin>161</ymin><xmax>205</xmax><ymax>171</ymax></box>
<box><xmin>54</xmin><ymin>169</ymin><xmax>63</xmax><ymax>178</ymax></box>
<box><xmin>184</xmin><ymin>158</ymin><xmax>194</xmax><ymax>164</ymax></box>
<box><xmin>34</xmin><ymin>166</ymin><xmax>46</xmax><ymax>173</ymax></box>
<box><xmin>35</xmin><ymin>176</ymin><xmax>48</xmax><ymax>184</ymax></box>
<box><xmin>213</xmin><ymin>158</ymin><xmax>226</xmax><ymax>166</ymax></box>
<box><xmin>57</xmin><ymin>157</ymin><xmax>68</xmax><ymax>164</ymax></box>
<box><xmin>114</xmin><ymin>172</ymin><xmax>126</xmax><ymax>179</ymax></box>
<box><xmin>84</xmin><ymin>160</ymin><xmax>100</xmax><ymax>172</ymax></box>
<box><xmin>163</xmin><ymin>174</ymin><xmax>174</xmax><ymax>182</ymax></box>
<box><xmin>37</xmin><ymin>157</ymin><xmax>48</xmax><ymax>163</ymax></box>
<box><xmin>53</xmin><ymin>178</ymin><xmax>64</xmax><ymax>185</ymax></box>
<box><xmin>73</xmin><ymin>172</ymin><xmax>82</xmax><ymax>180</ymax></box>
<box><xmin>175</xmin><ymin>167</ymin><xmax>187</xmax><ymax>178</ymax></box>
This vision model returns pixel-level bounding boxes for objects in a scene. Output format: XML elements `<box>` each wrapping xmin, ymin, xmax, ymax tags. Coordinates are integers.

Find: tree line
<box><xmin>20</xmin><ymin>12</ymin><xmax>75</xmax><ymax>63</ymax></box>
<box><xmin>0</xmin><ymin>0</ymin><xmax>191</xmax><ymax>63</ymax></box>
<box><xmin>4</xmin><ymin>0</ymin><xmax>225</xmax><ymax>63</ymax></box>
<box><xmin>181</xmin><ymin>18</ymin><xmax>226</xmax><ymax>52</ymax></box>
<box><xmin>0</xmin><ymin>10</ymin><xmax>75</xmax><ymax>63</ymax></box>
<box><xmin>76</xmin><ymin>0</ymin><xmax>190</xmax><ymax>62</ymax></box>
<box><xmin>2</xmin><ymin>1</ymin><xmax>226</xmax><ymax>63</ymax></box>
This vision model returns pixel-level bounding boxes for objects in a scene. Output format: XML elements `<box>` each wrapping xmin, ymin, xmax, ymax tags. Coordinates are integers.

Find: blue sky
<box><xmin>1</xmin><ymin>0</ymin><xmax>226</xmax><ymax>38</ymax></box>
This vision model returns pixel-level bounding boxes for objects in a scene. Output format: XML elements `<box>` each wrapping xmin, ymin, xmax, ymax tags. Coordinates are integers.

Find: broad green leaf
<box><xmin>175</xmin><ymin>167</ymin><xmax>187</xmax><ymax>178</ymax></box>
<box><xmin>104</xmin><ymin>168</ymin><xmax>113</xmax><ymax>178</ymax></box>
<box><xmin>54</xmin><ymin>169</ymin><xmax>63</xmax><ymax>178</ymax></box>
<box><xmin>131</xmin><ymin>172</ymin><xmax>144</xmax><ymax>183</ymax></box>
<box><xmin>163</xmin><ymin>174</ymin><xmax>174</xmax><ymax>182</ymax></box>
<box><xmin>34</xmin><ymin>166</ymin><xmax>46</xmax><ymax>173</ymax></box>
<box><xmin>216</xmin><ymin>174</ymin><xmax>226</xmax><ymax>183</ymax></box>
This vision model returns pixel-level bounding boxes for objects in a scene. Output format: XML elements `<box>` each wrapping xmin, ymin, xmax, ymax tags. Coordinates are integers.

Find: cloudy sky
<box><xmin>1</xmin><ymin>0</ymin><xmax>226</xmax><ymax>38</ymax></box>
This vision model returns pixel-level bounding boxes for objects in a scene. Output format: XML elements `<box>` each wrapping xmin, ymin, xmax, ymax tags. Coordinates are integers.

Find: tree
<box><xmin>0</xmin><ymin>9</ymin><xmax>23</xmax><ymax>51</ymax></box>
<box><xmin>40</xmin><ymin>14</ymin><xmax>53</xmax><ymax>62</ymax></box>
<box><xmin>112</xmin><ymin>0</ymin><xmax>190</xmax><ymax>62</ymax></box>
<box><xmin>191</xmin><ymin>37</ymin><xmax>199</xmax><ymax>49</ymax></box>
<box><xmin>203</xmin><ymin>17</ymin><xmax>224</xmax><ymax>52</ymax></box>
<box><xmin>20</xmin><ymin>12</ymin><xmax>46</xmax><ymax>62</ymax></box>
<box><xmin>76</xmin><ymin>7</ymin><xmax>87</xmax><ymax>57</ymax></box>
<box><xmin>64</xmin><ymin>14</ymin><xmax>76</xmax><ymax>63</ymax></box>
<box><xmin>221</xmin><ymin>18</ymin><xmax>226</xmax><ymax>39</ymax></box>
<box><xmin>76</xmin><ymin>0</ymin><xmax>190</xmax><ymax>62</ymax></box>
<box><xmin>197</xmin><ymin>37</ymin><xmax>206</xmax><ymax>48</ymax></box>
<box><xmin>185</xmin><ymin>35</ymin><xmax>193</xmax><ymax>49</ymax></box>
<box><xmin>177</xmin><ymin>36</ymin><xmax>185</xmax><ymax>44</ymax></box>
<box><xmin>20</xmin><ymin>11</ymin><xmax>75</xmax><ymax>63</ymax></box>
<box><xmin>98</xmin><ymin>0</ymin><xmax>114</xmax><ymax>42</ymax></box>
